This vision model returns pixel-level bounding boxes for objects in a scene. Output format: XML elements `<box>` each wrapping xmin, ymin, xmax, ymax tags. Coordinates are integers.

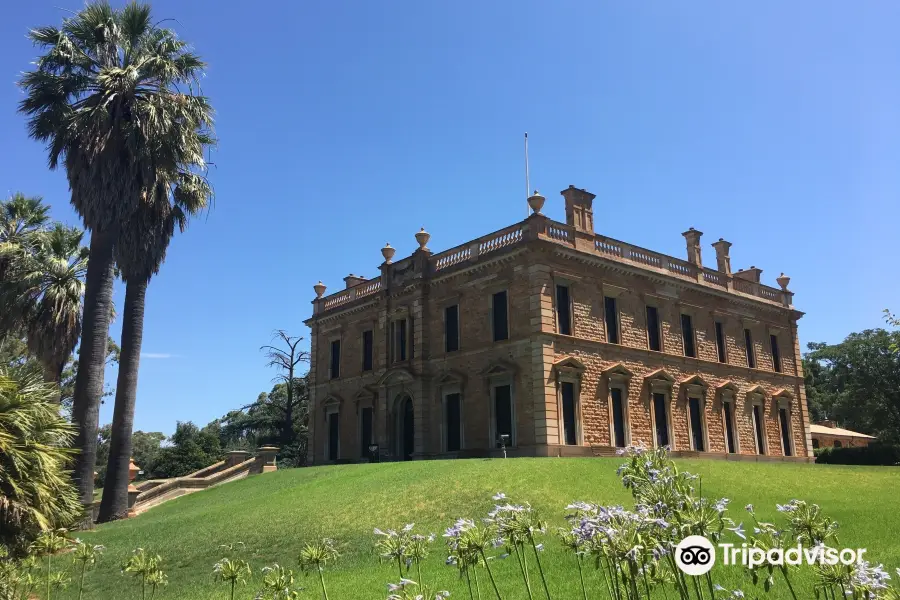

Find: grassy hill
<box><xmin>74</xmin><ymin>458</ymin><xmax>900</xmax><ymax>600</ymax></box>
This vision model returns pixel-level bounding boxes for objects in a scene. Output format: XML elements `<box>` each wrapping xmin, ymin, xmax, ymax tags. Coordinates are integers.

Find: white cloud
<box><xmin>141</xmin><ymin>353</ymin><xmax>177</xmax><ymax>359</ymax></box>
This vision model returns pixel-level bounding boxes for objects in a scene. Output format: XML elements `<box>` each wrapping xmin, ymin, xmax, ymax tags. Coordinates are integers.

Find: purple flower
<box><xmin>728</xmin><ymin>523</ymin><xmax>746</xmax><ymax>540</ymax></box>
<box><xmin>745</xmin><ymin>504</ymin><xmax>754</xmax><ymax>512</ymax></box>
<box><xmin>493</xmin><ymin>492</ymin><xmax>507</xmax><ymax>501</ymax></box>
<box><xmin>403</xmin><ymin>523</ymin><xmax>415</xmax><ymax>532</ymax></box>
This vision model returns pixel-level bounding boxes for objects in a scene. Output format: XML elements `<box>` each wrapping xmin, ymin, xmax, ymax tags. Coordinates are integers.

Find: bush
<box><xmin>815</xmin><ymin>442</ymin><xmax>900</xmax><ymax>466</ymax></box>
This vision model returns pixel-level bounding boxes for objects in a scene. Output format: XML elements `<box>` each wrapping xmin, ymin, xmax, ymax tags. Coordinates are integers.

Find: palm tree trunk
<box><xmin>71</xmin><ymin>230</ymin><xmax>116</xmax><ymax>510</ymax></box>
<box><xmin>98</xmin><ymin>278</ymin><xmax>147</xmax><ymax>523</ymax></box>
<box><xmin>41</xmin><ymin>361</ymin><xmax>64</xmax><ymax>403</ymax></box>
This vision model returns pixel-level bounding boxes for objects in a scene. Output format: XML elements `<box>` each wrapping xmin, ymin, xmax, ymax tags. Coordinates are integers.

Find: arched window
<box><xmin>834</xmin><ymin>440</ymin><xmax>842</xmax><ymax>448</ymax></box>
<box><xmin>812</xmin><ymin>438</ymin><xmax>820</xmax><ymax>449</ymax></box>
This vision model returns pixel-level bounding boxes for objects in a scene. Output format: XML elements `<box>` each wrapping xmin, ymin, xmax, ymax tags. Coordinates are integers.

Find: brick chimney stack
<box><xmin>682</xmin><ymin>228</ymin><xmax>703</xmax><ymax>267</ymax></box>
<box><xmin>343</xmin><ymin>274</ymin><xmax>366</xmax><ymax>289</ymax></box>
<box><xmin>711</xmin><ymin>238</ymin><xmax>732</xmax><ymax>275</ymax></box>
<box><xmin>561</xmin><ymin>185</ymin><xmax>595</xmax><ymax>234</ymax></box>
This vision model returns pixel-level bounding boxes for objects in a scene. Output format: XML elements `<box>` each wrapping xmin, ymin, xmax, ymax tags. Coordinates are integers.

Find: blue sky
<box><xmin>2</xmin><ymin>1</ymin><xmax>898</xmax><ymax>434</ymax></box>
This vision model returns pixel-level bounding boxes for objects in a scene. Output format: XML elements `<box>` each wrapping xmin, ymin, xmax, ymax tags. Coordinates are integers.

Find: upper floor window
<box><xmin>329</xmin><ymin>339</ymin><xmax>341</xmax><ymax>379</ymax></box>
<box><xmin>745</xmin><ymin>328</ymin><xmax>756</xmax><ymax>368</ymax></box>
<box><xmin>556</xmin><ymin>284</ymin><xmax>572</xmax><ymax>335</ymax></box>
<box><xmin>445</xmin><ymin>305</ymin><xmax>460</xmax><ymax>352</ymax></box>
<box><xmin>362</xmin><ymin>330</ymin><xmax>374</xmax><ymax>372</ymax></box>
<box><xmin>771</xmin><ymin>334</ymin><xmax>782</xmax><ymax>373</ymax></box>
<box><xmin>391</xmin><ymin>318</ymin><xmax>408</xmax><ymax>363</ymax></box>
<box><xmin>681</xmin><ymin>314</ymin><xmax>696</xmax><ymax>358</ymax></box>
<box><xmin>646</xmin><ymin>306</ymin><xmax>662</xmax><ymax>352</ymax></box>
<box><xmin>715</xmin><ymin>321</ymin><xmax>727</xmax><ymax>363</ymax></box>
<box><xmin>604</xmin><ymin>296</ymin><xmax>619</xmax><ymax>344</ymax></box>
<box><xmin>492</xmin><ymin>291</ymin><xmax>509</xmax><ymax>342</ymax></box>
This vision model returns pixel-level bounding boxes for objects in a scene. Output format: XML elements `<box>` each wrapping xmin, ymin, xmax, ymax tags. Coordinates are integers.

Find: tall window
<box><xmin>362</xmin><ymin>330</ymin><xmax>374</xmax><ymax>372</ymax></box>
<box><xmin>556</xmin><ymin>284</ymin><xmax>572</xmax><ymax>335</ymax></box>
<box><xmin>715</xmin><ymin>322</ymin><xmax>727</xmax><ymax>363</ymax></box>
<box><xmin>771</xmin><ymin>334</ymin><xmax>782</xmax><ymax>373</ymax></box>
<box><xmin>779</xmin><ymin>407</ymin><xmax>793</xmax><ymax>456</ymax></box>
<box><xmin>327</xmin><ymin>411</ymin><xmax>339</xmax><ymax>461</ymax></box>
<box><xmin>604</xmin><ymin>297</ymin><xmax>619</xmax><ymax>344</ymax></box>
<box><xmin>753</xmin><ymin>404</ymin><xmax>766</xmax><ymax>454</ymax></box>
<box><xmin>445</xmin><ymin>393</ymin><xmax>461</xmax><ymax>452</ymax></box>
<box><xmin>445</xmin><ymin>305</ymin><xmax>460</xmax><ymax>352</ymax></box>
<box><xmin>652</xmin><ymin>392</ymin><xmax>669</xmax><ymax>447</ymax></box>
<box><xmin>360</xmin><ymin>407</ymin><xmax>373</xmax><ymax>458</ymax></box>
<box><xmin>391</xmin><ymin>319</ymin><xmax>408</xmax><ymax>362</ymax></box>
<box><xmin>610</xmin><ymin>388</ymin><xmax>626</xmax><ymax>447</ymax></box>
<box><xmin>688</xmin><ymin>397</ymin><xmax>705</xmax><ymax>451</ymax></box>
<box><xmin>492</xmin><ymin>291</ymin><xmax>509</xmax><ymax>342</ymax></box>
<box><xmin>493</xmin><ymin>384</ymin><xmax>513</xmax><ymax>447</ymax></box>
<box><xmin>561</xmin><ymin>382</ymin><xmax>577</xmax><ymax>445</ymax></box>
<box><xmin>681</xmin><ymin>314</ymin><xmax>696</xmax><ymax>358</ymax></box>
<box><xmin>723</xmin><ymin>400</ymin><xmax>737</xmax><ymax>453</ymax></box>
<box><xmin>329</xmin><ymin>340</ymin><xmax>341</xmax><ymax>379</ymax></box>
<box><xmin>745</xmin><ymin>328</ymin><xmax>756</xmax><ymax>368</ymax></box>
<box><xmin>646</xmin><ymin>306</ymin><xmax>662</xmax><ymax>352</ymax></box>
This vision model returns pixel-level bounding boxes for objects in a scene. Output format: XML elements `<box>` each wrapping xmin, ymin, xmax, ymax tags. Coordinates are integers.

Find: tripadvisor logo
<box><xmin>675</xmin><ymin>536</ymin><xmax>868</xmax><ymax>575</ymax></box>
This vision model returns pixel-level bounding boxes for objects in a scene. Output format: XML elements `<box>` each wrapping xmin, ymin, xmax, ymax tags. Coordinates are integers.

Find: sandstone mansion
<box><xmin>304</xmin><ymin>186</ymin><xmax>812</xmax><ymax>465</ymax></box>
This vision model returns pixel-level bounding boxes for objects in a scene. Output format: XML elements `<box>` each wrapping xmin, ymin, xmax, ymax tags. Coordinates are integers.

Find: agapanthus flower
<box><xmin>728</xmin><ymin>523</ymin><xmax>746</xmax><ymax>540</ymax></box>
<box><xmin>493</xmin><ymin>492</ymin><xmax>507</xmax><ymax>500</ymax></box>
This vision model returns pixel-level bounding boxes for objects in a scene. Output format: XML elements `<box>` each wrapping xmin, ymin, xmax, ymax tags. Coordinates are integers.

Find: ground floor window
<box><xmin>610</xmin><ymin>387</ymin><xmax>627</xmax><ymax>448</ymax></box>
<box><xmin>445</xmin><ymin>393</ymin><xmax>461</xmax><ymax>452</ymax></box>
<box><xmin>561</xmin><ymin>382</ymin><xmax>577</xmax><ymax>445</ymax></box>
<box><xmin>493</xmin><ymin>384</ymin><xmax>513</xmax><ymax>447</ymax></box>
<box><xmin>688</xmin><ymin>397</ymin><xmax>705</xmax><ymax>451</ymax></box>
<box><xmin>652</xmin><ymin>392</ymin><xmax>669</xmax><ymax>447</ymax></box>
<box><xmin>359</xmin><ymin>407</ymin><xmax>373</xmax><ymax>459</ymax></box>
<box><xmin>812</xmin><ymin>438</ymin><xmax>820</xmax><ymax>449</ymax></box>
<box><xmin>752</xmin><ymin>404</ymin><xmax>766</xmax><ymax>454</ymax></box>
<box><xmin>723</xmin><ymin>400</ymin><xmax>737</xmax><ymax>453</ymax></box>
<box><xmin>779</xmin><ymin>407</ymin><xmax>793</xmax><ymax>456</ymax></box>
<box><xmin>327</xmin><ymin>411</ymin><xmax>339</xmax><ymax>461</ymax></box>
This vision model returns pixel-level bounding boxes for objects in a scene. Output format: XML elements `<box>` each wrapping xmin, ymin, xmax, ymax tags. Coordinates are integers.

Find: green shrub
<box><xmin>814</xmin><ymin>442</ymin><xmax>900</xmax><ymax>466</ymax></box>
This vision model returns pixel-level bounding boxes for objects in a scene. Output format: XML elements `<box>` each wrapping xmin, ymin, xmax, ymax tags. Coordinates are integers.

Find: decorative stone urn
<box><xmin>776</xmin><ymin>273</ymin><xmax>791</xmax><ymax>291</ymax></box>
<box><xmin>257</xmin><ymin>446</ymin><xmax>279</xmax><ymax>473</ymax></box>
<box><xmin>381</xmin><ymin>243</ymin><xmax>396</xmax><ymax>263</ymax></box>
<box><xmin>313</xmin><ymin>281</ymin><xmax>327</xmax><ymax>298</ymax></box>
<box><xmin>527</xmin><ymin>190</ymin><xmax>545</xmax><ymax>214</ymax></box>
<box><xmin>415</xmin><ymin>227</ymin><xmax>430</xmax><ymax>251</ymax></box>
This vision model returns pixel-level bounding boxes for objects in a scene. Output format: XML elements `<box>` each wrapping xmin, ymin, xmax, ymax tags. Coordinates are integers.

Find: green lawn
<box><xmin>69</xmin><ymin>458</ymin><xmax>899</xmax><ymax>600</ymax></box>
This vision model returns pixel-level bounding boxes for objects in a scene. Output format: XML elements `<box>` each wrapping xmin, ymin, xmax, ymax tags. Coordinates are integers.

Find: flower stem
<box><xmin>230</xmin><ymin>579</ymin><xmax>236</xmax><ymax>600</ymax></box>
<box><xmin>465</xmin><ymin>569</ymin><xmax>476</xmax><ymax>600</ymax></box>
<box><xmin>529</xmin><ymin>538</ymin><xmax>552</xmax><ymax>600</ymax></box>
<box><xmin>416</xmin><ymin>558</ymin><xmax>423</xmax><ymax>588</ymax></box>
<box><xmin>576</xmin><ymin>555</ymin><xmax>587</xmax><ymax>600</ymax></box>
<box><xmin>473</xmin><ymin>564</ymin><xmax>482</xmax><ymax>600</ymax></box>
<box><xmin>780</xmin><ymin>567</ymin><xmax>799</xmax><ymax>600</ymax></box>
<box><xmin>79</xmin><ymin>561</ymin><xmax>87</xmax><ymax>600</ymax></box>
<box><xmin>397</xmin><ymin>556</ymin><xmax>404</xmax><ymax>580</ymax></box>
<box><xmin>513</xmin><ymin>544</ymin><xmax>534</xmax><ymax>600</ymax></box>
<box><xmin>478</xmin><ymin>549</ymin><xmax>503</xmax><ymax>600</ymax></box>
<box><xmin>318</xmin><ymin>567</ymin><xmax>329</xmax><ymax>600</ymax></box>
<box><xmin>46</xmin><ymin>554</ymin><xmax>51</xmax><ymax>600</ymax></box>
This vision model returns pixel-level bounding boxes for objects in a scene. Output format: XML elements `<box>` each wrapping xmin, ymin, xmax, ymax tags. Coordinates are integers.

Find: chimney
<box><xmin>560</xmin><ymin>185</ymin><xmax>595</xmax><ymax>234</ymax></box>
<box><xmin>711</xmin><ymin>238</ymin><xmax>732</xmax><ymax>275</ymax></box>
<box><xmin>817</xmin><ymin>420</ymin><xmax>836</xmax><ymax>429</ymax></box>
<box><xmin>343</xmin><ymin>274</ymin><xmax>366</xmax><ymax>289</ymax></box>
<box><xmin>682</xmin><ymin>228</ymin><xmax>703</xmax><ymax>267</ymax></box>
<box><xmin>734</xmin><ymin>266</ymin><xmax>762</xmax><ymax>284</ymax></box>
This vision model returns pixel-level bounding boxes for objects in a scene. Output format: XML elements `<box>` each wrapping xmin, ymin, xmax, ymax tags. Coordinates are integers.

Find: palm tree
<box><xmin>19</xmin><ymin>1</ymin><xmax>213</xmax><ymax>505</ymax></box>
<box><xmin>18</xmin><ymin>224</ymin><xmax>89</xmax><ymax>387</ymax></box>
<box><xmin>98</xmin><ymin>171</ymin><xmax>211</xmax><ymax>522</ymax></box>
<box><xmin>0</xmin><ymin>193</ymin><xmax>50</xmax><ymax>338</ymax></box>
<box><xmin>0</xmin><ymin>363</ymin><xmax>82</xmax><ymax>554</ymax></box>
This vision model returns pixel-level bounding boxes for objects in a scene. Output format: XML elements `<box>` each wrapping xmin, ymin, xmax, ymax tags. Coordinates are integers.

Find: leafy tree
<box><xmin>95</xmin><ymin>425</ymin><xmax>164</xmax><ymax>487</ymax></box>
<box><xmin>0</xmin><ymin>364</ymin><xmax>82</xmax><ymax>554</ymax></box>
<box><xmin>804</xmin><ymin>328</ymin><xmax>900</xmax><ymax>443</ymax></box>
<box><xmin>0</xmin><ymin>193</ymin><xmax>49</xmax><ymax>305</ymax></box>
<box><xmin>19</xmin><ymin>0</ymin><xmax>214</xmax><ymax>505</ymax></box>
<box><xmin>147</xmin><ymin>421</ymin><xmax>222</xmax><ymax>479</ymax></box>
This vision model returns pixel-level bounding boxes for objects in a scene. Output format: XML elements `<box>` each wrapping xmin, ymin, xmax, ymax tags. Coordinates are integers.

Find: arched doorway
<box><xmin>399</xmin><ymin>396</ymin><xmax>414</xmax><ymax>461</ymax></box>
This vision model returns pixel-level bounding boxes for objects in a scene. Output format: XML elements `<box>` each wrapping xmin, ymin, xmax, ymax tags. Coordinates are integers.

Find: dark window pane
<box><xmin>753</xmin><ymin>405</ymin><xmax>765</xmax><ymax>454</ymax></box>
<box><xmin>604</xmin><ymin>297</ymin><xmax>619</xmax><ymax>344</ymax></box>
<box><xmin>611</xmin><ymin>388</ymin><xmax>626</xmax><ymax>447</ymax></box>
<box><xmin>779</xmin><ymin>408</ymin><xmax>792</xmax><ymax>456</ymax></box>
<box><xmin>723</xmin><ymin>401</ymin><xmax>736</xmax><ymax>453</ymax></box>
<box><xmin>653</xmin><ymin>393</ymin><xmax>669</xmax><ymax>447</ymax></box>
<box><xmin>561</xmin><ymin>382</ymin><xmax>577</xmax><ymax>445</ymax></box>
<box><xmin>556</xmin><ymin>285</ymin><xmax>572</xmax><ymax>335</ymax></box>
<box><xmin>362</xmin><ymin>330</ymin><xmax>373</xmax><ymax>371</ymax></box>
<box><xmin>646</xmin><ymin>306</ymin><xmax>661</xmax><ymax>351</ymax></box>
<box><xmin>681</xmin><ymin>314</ymin><xmax>696</xmax><ymax>358</ymax></box>
<box><xmin>494</xmin><ymin>385</ymin><xmax>513</xmax><ymax>446</ymax></box>
<box><xmin>834</xmin><ymin>440</ymin><xmax>842</xmax><ymax>448</ymax></box>
<box><xmin>446</xmin><ymin>393</ymin><xmax>461</xmax><ymax>452</ymax></box>
<box><xmin>715</xmin><ymin>322</ymin><xmax>727</xmax><ymax>363</ymax></box>
<box><xmin>745</xmin><ymin>329</ymin><xmax>756</xmax><ymax>368</ymax></box>
<box><xmin>689</xmin><ymin>397</ymin><xmax>704</xmax><ymax>451</ymax></box>
<box><xmin>398</xmin><ymin>319</ymin><xmax>407</xmax><ymax>361</ymax></box>
<box><xmin>330</xmin><ymin>340</ymin><xmax>341</xmax><ymax>379</ymax></box>
<box><xmin>445</xmin><ymin>305</ymin><xmax>460</xmax><ymax>352</ymax></box>
<box><xmin>771</xmin><ymin>335</ymin><xmax>782</xmax><ymax>373</ymax></box>
<box><xmin>360</xmin><ymin>407</ymin><xmax>373</xmax><ymax>457</ymax></box>
<box><xmin>493</xmin><ymin>291</ymin><xmax>509</xmax><ymax>341</ymax></box>
<box><xmin>328</xmin><ymin>412</ymin><xmax>339</xmax><ymax>461</ymax></box>
<box><xmin>812</xmin><ymin>438</ymin><xmax>819</xmax><ymax>449</ymax></box>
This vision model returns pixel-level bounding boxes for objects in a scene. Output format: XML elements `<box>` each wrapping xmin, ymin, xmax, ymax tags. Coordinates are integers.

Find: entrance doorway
<box><xmin>399</xmin><ymin>396</ymin><xmax>414</xmax><ymax>461</ymax></box>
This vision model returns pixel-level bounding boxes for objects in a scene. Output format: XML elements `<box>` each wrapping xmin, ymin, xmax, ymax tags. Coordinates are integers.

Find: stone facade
<box><xmin>304</xmin><ymin>186</ymin><xmax>813</xmax><ymax>465</ymax></box>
